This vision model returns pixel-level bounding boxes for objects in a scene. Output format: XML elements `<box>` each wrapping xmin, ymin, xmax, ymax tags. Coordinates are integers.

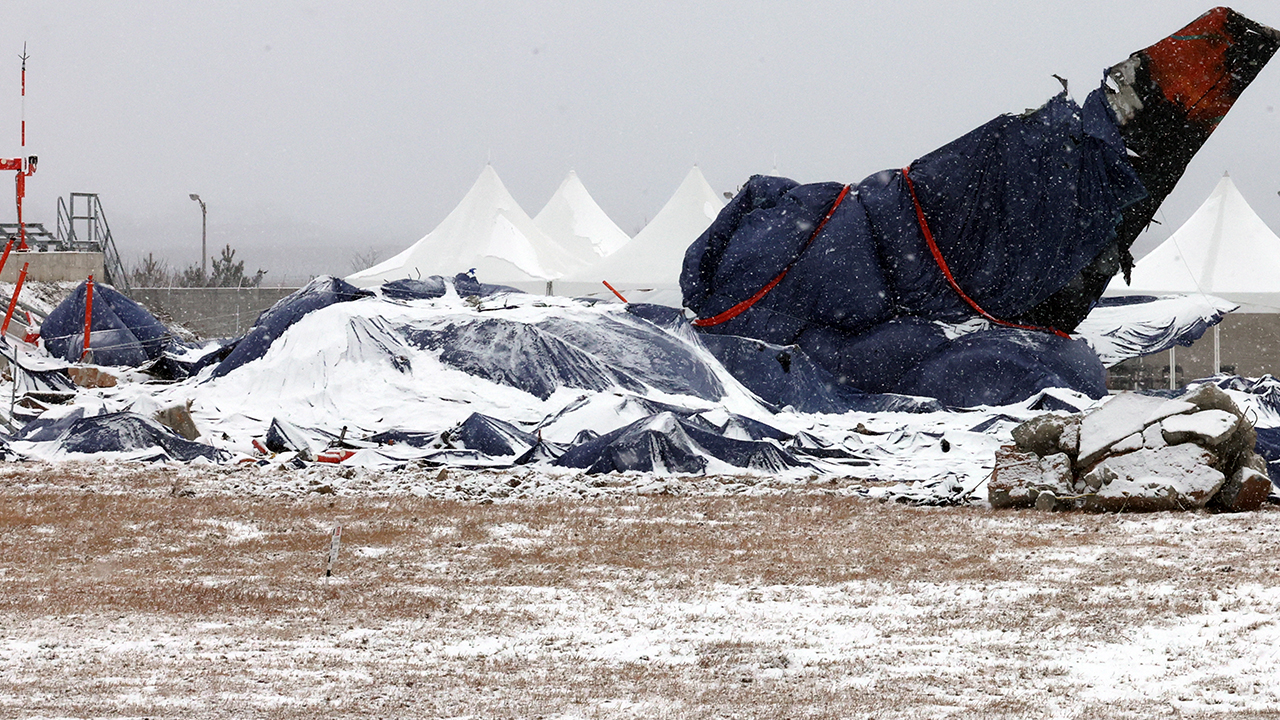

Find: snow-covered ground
<box><xmin>3</xmin><ymin>280</ymin><xmax>1280</xmax><ymax>717</ymax></box>
<box><xmin>2</xmin><ymin>464</ymin><xmax>1279</xmax><ymax>719</ymax></box>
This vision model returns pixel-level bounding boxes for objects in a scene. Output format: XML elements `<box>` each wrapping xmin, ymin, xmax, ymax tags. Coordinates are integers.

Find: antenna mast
<box><xmin>0</xmin><ymin>45</ymin><xmax>36</xmax><ymax>250</ymax></box>
<box><xmin>20</xmin><ymin>43</ymin><xmax>25</xmax><ymax>149</ymax></box>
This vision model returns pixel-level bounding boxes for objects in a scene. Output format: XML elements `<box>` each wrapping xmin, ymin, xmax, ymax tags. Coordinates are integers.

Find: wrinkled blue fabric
<box><xmin>212</xmin><ymin>276</ymin><xmax>373</xmax><ymax>378</ymax></box>
<box><xmin>696</xmin><ymin>332</ymin><xmax>943</xmax><ymax>414</ymax></box>
<box><xmin>407</xmin><ymin>314</ymin><xmax>724</xmax><ymax>401</ymax></box>
<box><xmin>554</xmin><ymin>411</ymin><xmax>806</xmax><ymax>474</ymax></box>
<box><xmin>380</xmin><ymin>277</ymin><xmax>448</xmax><ymax>301</ymax></box>
<box><xmin>895</xmin><ymin>329</ymin><xmax>1107</xmax><ymax>407</ymax></box>
<box><xmin>451</xmin><ymin>271</ymin><xmax>521</xmax><ymax>298</ymax></box>
<box><xmin>55</xmin><ymin>411</ymin><xmax>226</xmax><ymax>462</ymax></box>
<box><xmin>43</xmin><ymin>282</ymin><xmax>171</xmax><ymax>366</ymax></box>
<box><xmin>681</xmin><ymin>87</ymin><xmax>1143</xmax><ymax>405</ymax></box>
<box><xmin>447</xmin><ymin>413</ymin><xmax>537</xmax><ymax>457</ymax></box>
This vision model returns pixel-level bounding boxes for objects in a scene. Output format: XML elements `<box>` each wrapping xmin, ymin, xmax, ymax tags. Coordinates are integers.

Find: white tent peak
<box><xmin>534</xmin><ymin>170</ymin><xmax>632</xmax><ymax>260</ymax></box>
<box><xmin>347</xmin><ymin>165</ymin><xmax>584</xmax><ymax>287</ymax></box>
<box><xmin>564</xmin><ymin>166</ymin><xmax>724</xmax><ymax>291</ymax></box>
<box><xmin>1106</xmin><ymin>174</ymin><xmax>1280</xmax><ymax>312</ymax></box>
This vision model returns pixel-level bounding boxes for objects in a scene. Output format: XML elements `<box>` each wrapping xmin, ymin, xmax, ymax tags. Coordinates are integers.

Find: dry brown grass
<box><xmin>3</xmin><ymin>471</ymin><xmax>1280</xmax><ymax>718</ymax></box>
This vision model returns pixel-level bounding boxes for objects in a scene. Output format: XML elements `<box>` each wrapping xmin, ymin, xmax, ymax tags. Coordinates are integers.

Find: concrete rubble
<box><xmin>992</xmin><ymin>384</ymin><xmax>1273</xmax><ymax>512</ymax></box>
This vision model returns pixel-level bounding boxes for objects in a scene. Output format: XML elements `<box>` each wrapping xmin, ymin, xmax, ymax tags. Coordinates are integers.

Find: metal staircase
<box><xmin>55</xmin><ymin>193</ymin><xmax>129</xmax><ymax>292</ymax></box>
<box><xmin>0</xmin><ymin>221</ymin><xmax>55</xmax><ymax>249</ymax></box>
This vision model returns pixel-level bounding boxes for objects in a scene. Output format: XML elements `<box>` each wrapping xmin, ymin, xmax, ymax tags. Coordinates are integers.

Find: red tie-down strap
<box><xmin>692</xmin><ymin>184</ymin><xmax>852</xmax><ymax>328</ymax></box>
<box><xmin>900</xmin><ymin>165</ymin><xmax>1070</xmax><ymax>339</ymax></box>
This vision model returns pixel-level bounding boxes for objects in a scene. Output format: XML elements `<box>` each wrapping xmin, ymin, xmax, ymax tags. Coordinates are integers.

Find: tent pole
<box><xmin>1169</xmin><ymin>347</ymin><xmax>1176</xmax><ymax>390</ymax></box>
<box><xmin>1213</xmin><ymin>324</ymin><xmax>1221</xmax><ymax>375</ymax></box>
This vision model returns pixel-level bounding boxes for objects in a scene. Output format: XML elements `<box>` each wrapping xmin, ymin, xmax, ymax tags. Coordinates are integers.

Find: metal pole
<box><xmin>1213</xmin><ymin>324</ymin><xmax>1221</xmax><ymax>375</ymax></box>
<box><xmin>1</xmin><ymin>262</ymin><xmax>28</xmax><ymax>338</ymax></box>
<box><xmin>1169</xmin><ymin>346</ymin><xmax>1176</xmax><ymax>390</ymax></box>
<box><xmin>20</xmin><ymin>44</ymin><xmax>26</xmax><ymax>149</ymax></box>
<box><xmin>16</xmin><ymin>47</ymin><xmax>32</xmax><ymax>252</ymax></box>
<box><xmin>82</xmin><ymin>275</ymin><xmax>94</xmax><ymax>361</ymax></box>
<box><xmin>9</xmin><ymin>341</ymin><xmax>16</xmax><ymax>422</ymax></box>
<box><xmin>190</xmin><ymin>194</ymin><xmax>207</xmax><ymax>279</ymax></box>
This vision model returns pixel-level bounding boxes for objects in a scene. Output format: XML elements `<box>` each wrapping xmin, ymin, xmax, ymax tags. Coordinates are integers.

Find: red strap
<box><xmin>693</xmin><ymin>184</ymin><xmax>852</xmax><ymax>328</ymax></box>
<box><xmin>901</xmin><ymin>165</ymin><xmax>1070</xmax><ymax>339</ymax></box>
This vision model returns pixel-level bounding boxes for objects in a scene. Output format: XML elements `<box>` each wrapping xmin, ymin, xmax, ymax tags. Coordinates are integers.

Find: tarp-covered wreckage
<box><xmin>682</xmin><ymin>7</ymin><xmax>1279</xmax><ymax>407</ymax></box>
<box><xmin>43</xmin><ymin>282</ymin><xmax>171</xmax><ymax>366</ymax></box>
<box><xmin>10</xmin><ymin>9</ymin><xmax>1280</xmax><ymax>489</ymax></box>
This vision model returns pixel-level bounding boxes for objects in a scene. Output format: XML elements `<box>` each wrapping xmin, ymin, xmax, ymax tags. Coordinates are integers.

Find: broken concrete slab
<box><xmin>1142</xmin><ymin>423</ymin><xmax>1167</xmax><ymax>449</ymax></box>
<box><xmin>993</xmin><ymin>388</ymin><xmax>1269</xmax><ymax>514</ymax></box>
<box><xmin>1210</xmin><ymin>465</ymin><xmax>1271</xmax><ymax>513</ymax></box>
<box><xmin>1078</xmin><ymin>393</ymin><xmax>1196</xmax><ymax>467</ymax></box>
<box><xmin>1181</xmin><ymin>382</ymin><xmax>1245</xmax><ymax>419</ymax></box>
<box><xmin>1111</xmin><ymin>432</ymin><xmax>1144</xmax><ymax>456</ymax></box>
<box><xmin>1161</xmin><ymin>409</ymin><xmax>1238</xmax><ymax>447</ymax></box>
<box><xmin>1080</xmin><ymin>445</ymin><xmax>1224</xmax><ymax>512</ymax></box>
<box><xmin>989</xmin><ymin>447</ymin><xmax>1074</xmax><ymax>509</ymax></box>
<box><xmin>1011</xmin><ymin>414</ymin><xmax>1081</xmax><ymax>459</ymax></box>
<box><xmin>154</xmin><ymin>403</ymin><xmax>200</xmax><ymax>441</ymax></box>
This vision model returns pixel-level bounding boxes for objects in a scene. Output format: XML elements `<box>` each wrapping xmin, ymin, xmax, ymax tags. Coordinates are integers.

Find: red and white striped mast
<box><xmin>0</xmin><ymin>44</ymin><xmax>36</xmax><ymax>251</ymax></box>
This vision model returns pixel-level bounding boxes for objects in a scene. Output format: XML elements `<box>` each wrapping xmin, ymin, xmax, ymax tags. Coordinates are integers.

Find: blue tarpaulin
<box><xmin>681</xmin><ymin>88</ymin><xmax>1143</xmax><ymax>406</ymax></box>
<box><xmin>554</xmin><ymin>411</ymin><xmax>806</xmax><ymax>475</ymax></box>
<box><xmin>212</xmin><ymin>276</ymin><xmax>373</xmax><ymax>378</ymax></box>
<box><xmin>380</xmin><ymin>277</ymin><xmax>448</xmax><ymax>301</ymax></box>
<box><xmin>1072</xmin><ymin>295</ymin><xmax>1236</xmax><ymax>368</ymax></box>
<box><xmin>15</xmin><ymin>410</ymin><xmax>228</xmax><ymax>462</ymax></box>
<box><xmin>42</xmin><ymin>282</ymin><xmax>171</xmax><ymax>366</ymax></box>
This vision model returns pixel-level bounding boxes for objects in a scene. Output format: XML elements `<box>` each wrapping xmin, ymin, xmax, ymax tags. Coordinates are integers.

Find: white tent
<box><xmin>534</xmin><ymin>170</ymin><xmax>632</xmax><ymax>261</ymax></box>
<box><xmin>560</xmin><ymin>166</ymin><xmax>724</xmax><ymax>302</ymax></box>
<box><xmin>347</xmin><ymin>165</ymin><xmax>584</xmax><ymax>289</ymax></box>
<box><xmin>1106</xmin><ymin>173</ymin><xmax>1280</xmax><ymax>312</ymax></box>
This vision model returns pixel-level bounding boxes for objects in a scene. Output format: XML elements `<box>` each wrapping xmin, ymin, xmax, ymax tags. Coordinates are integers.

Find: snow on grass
<box><xmin>3</xmin><ymin>477</ymin><xmax>1280</xmax><ymax>718</ymax></box>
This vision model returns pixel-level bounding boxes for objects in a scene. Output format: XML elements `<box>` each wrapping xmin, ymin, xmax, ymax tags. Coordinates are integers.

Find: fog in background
<box><xmin>3</xmin><ymin>1</ymin><xmax>1279</xmax><ymax>285</ymax></box>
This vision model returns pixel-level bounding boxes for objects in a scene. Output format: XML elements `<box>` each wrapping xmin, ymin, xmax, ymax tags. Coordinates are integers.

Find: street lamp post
<box><xmin>189</xmin><ymin>193</ymin><xmax>207</xmax><ymax>279</ymax></box>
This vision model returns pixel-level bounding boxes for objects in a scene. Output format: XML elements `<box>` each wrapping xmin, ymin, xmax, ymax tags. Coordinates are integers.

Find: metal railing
<box><xmin>0</xmin><ymin>221</ymin><xmax>56</xmax><ymax>250</ymax></box>
<box><xmin>56</xmin><ymin>193</ymin><xmax>130</xmax><ymax>292</ymax></box>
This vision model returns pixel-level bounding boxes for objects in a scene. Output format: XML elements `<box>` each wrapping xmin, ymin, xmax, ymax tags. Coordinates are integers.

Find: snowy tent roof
<box><xmin>562</xmin><ymin>167</ymin><xmax>724</xmax><ymax>291</ymax></box>
<box><xmin>534</xmin><ymin>170</ymin><xmax>632</xmax><ymax>260</ymax></box>
<box><xmin>347</xmin><ymin>165</ymin><xmax>584</xmax><ymax>287</ymax></box>
<box><xmin>1106</xmin><ymin>174</ymin><xmax>1280</xmax><ymax>312</ymax></box>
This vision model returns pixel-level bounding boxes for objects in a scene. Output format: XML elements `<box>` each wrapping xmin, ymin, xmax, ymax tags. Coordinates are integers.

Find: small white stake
<box><xmin>326</xmin><ymin>524</ymin><xmax>342</xmax><ymax>580</ymax></box>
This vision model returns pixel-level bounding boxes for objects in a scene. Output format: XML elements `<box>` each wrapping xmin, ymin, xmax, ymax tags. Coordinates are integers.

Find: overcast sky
<box><xmin>3</xmin><ymin>1</ymin><xmax>1279</xmax><ymax>283</ymax></box>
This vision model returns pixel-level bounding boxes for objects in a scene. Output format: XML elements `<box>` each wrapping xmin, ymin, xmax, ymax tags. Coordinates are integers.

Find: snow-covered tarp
<box><xmin>2</xmin><ymin>276</ymin><xmax>1102</xmax><ymax>503</ymax></box>
<box><xmin>681</xmin><ymin>8</ymin><xmax>1278</xmax><ymax>406</ymax></box>
<box><xmin>42</xmin><ymin>281</ymin><xmax>172</xmax><ymax>366</ymax></box>
<box><xmin>7</xmin><ymin>274</ymin><xmax>1280</xmax><ymax>507</ymax></box>
<box><xmin>1073</xmin><ymin>294</ymin><xmax>1238</xmax><ymax>367</ymax></box>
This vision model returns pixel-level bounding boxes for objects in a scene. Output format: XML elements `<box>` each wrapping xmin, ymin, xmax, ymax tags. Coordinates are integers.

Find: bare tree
<box><xmin>349</xmin><ymin>248</ymin><xmax>382</xmax><ymax>273</ymax></box>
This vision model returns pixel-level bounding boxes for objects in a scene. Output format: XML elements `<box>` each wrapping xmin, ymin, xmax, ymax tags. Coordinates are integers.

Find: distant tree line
<box><xmin>130</xmin><ymin>244</ymin><xmax>267</xmax><ymax>288</ymax></box>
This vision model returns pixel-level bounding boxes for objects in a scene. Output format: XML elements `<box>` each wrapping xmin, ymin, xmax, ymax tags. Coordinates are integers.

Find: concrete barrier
<box><xmin>0</xmin><ymin>251</ymin><xmax>103</xmax><ymax>284</ymax></box>
<box><xmin>130</xmin><ymin>287</ymin><xmax>300</xmax><ymax>339</ymax></box>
